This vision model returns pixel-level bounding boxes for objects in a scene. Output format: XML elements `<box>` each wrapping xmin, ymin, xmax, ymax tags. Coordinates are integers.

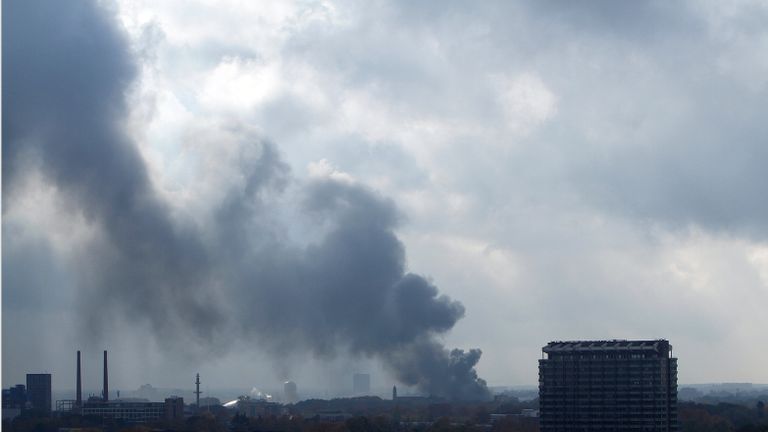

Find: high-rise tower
<box><xmin>539</xmin><ymin>340</ymin><xmax>678</xmax><ymax>432</ymax></box>
<box><xmin>26</xmin><ymin>374</ymin><xmax>52</xmax><ymax>413</ymax></box>
<box><xmin>283</xmin><ymin>381</ymin><xmax>298</xmax><ymax>403</ymax></box>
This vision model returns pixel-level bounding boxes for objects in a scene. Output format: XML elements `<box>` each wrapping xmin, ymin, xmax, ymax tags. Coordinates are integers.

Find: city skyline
<box><xmin>8</xmin><ymin>345</ymin><xmax>768</xmax><ymax>397</ymax></box>
<box><xmin>5</xmin><ymin>0</ymin><xmax>768</xmax><ymax>396</ymax></box>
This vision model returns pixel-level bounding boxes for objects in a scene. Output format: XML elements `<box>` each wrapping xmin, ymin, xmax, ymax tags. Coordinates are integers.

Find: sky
<box><xmin>3</xmin><ymin>0</ymin><xmax>768</xmax><ymax>397</ymax></box>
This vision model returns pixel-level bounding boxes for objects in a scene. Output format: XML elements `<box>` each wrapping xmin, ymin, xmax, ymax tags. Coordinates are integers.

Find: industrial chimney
<box><xmin>76</xmin><ymin>350</ymin><xmax>82</xmax><ymax>407</ymax></box>
<box><xmin>103</xmin><ymin>350</ymin><xmax>109</xmax><ymax>402</ymax></box>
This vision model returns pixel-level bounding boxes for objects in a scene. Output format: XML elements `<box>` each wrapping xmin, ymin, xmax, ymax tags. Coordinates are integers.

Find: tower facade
<box><xmin>26</xmin><ymin>374</ymin><xmax>52</xmax><ymax>413</ymax></box>
<box><xmin>165</xmin><ymin>396</ymin><xmax>185</xmax><ymax>420</ymax></box>
<box><xmin>539</xmin><ymin>340</ymin><xmax>677</xmax><ymax>432</ymax></box>
<box><xmin>283</xmin><ymin>381</ymin><xmax>298</xmax><ymax>404</ymax></box>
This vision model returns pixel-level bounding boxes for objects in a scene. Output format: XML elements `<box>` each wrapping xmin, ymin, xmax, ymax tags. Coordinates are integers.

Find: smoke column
<box><xmin>3</xmin><ymin>0</ymin><xmax>489</xmax><ymax>400</ymax></box>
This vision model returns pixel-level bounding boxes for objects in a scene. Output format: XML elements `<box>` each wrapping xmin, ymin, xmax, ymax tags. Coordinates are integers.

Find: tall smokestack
<box><xmin>76</xmin><ymin>351</ymin><xmax>82</xmax><ymax>407</ymax></box>
<box><xmin>103</xmin><ymin>350</ymin><xmax>109</xmax><ymax>402</ymax></box>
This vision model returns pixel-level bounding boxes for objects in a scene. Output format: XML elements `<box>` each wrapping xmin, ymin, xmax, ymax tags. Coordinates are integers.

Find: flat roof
<box><xmin>543</xmin><ymin>339</ymin><xmax>671</xmax><ymax>353</ymax></box>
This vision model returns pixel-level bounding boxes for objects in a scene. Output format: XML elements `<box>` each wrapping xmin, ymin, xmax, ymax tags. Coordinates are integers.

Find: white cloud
<box><xmin>198</xmin><ymin>57</ymin><xmax>284</xmax><ymax>111</ymax></box>
<box><xmin>496</xmin><ymin>72</ymin><xmax>558</xmax><ymax>136</ymax></box>
<box><xmin>307</xmin><ymin>158</ymin><xmax>355</xmax><ymax>184</ymax></box>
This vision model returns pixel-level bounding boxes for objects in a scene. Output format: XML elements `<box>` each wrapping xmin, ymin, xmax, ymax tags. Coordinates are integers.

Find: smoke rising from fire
<box><xmin>3</xmin><ymin>0</ymin><xmax>488</xmax><ymax>400</ymax></box>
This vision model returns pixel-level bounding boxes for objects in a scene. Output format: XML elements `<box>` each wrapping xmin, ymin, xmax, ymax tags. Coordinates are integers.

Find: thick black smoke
<box><xmin>4</xmin><ymin>0</ymin><xmax>222</xmax><ymax>344</ymax></box>
<box><xmin>3</xmin><ymin>0</ymin><xmax>489</xmax><ymax>400</ymax></box>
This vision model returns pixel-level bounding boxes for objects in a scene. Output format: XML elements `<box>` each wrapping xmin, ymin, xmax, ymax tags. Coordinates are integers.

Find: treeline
<box><xmin>2</xmin><ymin>396</ymin><xmax>540</xmax><ymax>432</ymax></box>
<box><xmin>3</xmin><ymin>413</ymin><xmax>538</xmax><ymax>432</ymax></box>
<box><xmin>680</xmin><ymin>401</ymin><xmax>768</xmax><ymax>432</ymax></box>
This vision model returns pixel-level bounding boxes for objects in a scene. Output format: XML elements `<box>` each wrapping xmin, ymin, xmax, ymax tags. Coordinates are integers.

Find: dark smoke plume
<box><xmin>3</xmin><ymin>0</ymin><xmax>489</xmax><ymax>400</ymax></box>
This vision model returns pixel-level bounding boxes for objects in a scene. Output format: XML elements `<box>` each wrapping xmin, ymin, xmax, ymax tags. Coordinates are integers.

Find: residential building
<box><xmin>539</xmin><ymin>339</ymin><xmax>678</xmax><ymax>432</ymax></box>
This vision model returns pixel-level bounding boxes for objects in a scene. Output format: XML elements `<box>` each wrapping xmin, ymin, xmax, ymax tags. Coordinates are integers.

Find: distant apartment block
<box><xmin>2</xmin><ymin>384</ymin><xmax>26</xmax><ymax>409</ymax></box>
<box><xmin>164</xmin><ymin>396</ymin><xmax>184</xmax><ymax>420</ymax></box>
<box><xmin>2</xmin><ymin>384</ymin><xmax>27</xmax><ymax>420</ymax></box>
<box><xmin>539</xmin><ymin>340</ymin><xmax>678</xmax><ymax>432</ymax></box>
<box><xmin>26</xmin><ymin>374</ymin><xmax>52</xmax><ymax>413</ymax></box>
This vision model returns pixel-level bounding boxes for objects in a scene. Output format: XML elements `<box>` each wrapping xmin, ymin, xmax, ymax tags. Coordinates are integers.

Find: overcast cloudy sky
<box><xmin>4</xmin><ymin>0</ymin><xmax>768</xmax><ymax>395</ymax></box>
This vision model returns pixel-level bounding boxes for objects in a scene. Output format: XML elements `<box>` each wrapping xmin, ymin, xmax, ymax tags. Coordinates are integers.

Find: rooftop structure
<box><xmin>543</xmin><ymin>339</ymin><xmax>673</xmax><ymax>353</ymax></box>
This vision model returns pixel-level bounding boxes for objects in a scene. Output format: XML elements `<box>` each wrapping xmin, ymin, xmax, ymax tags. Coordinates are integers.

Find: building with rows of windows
<box><xmin>539</xmin><ymin>339</ymin><xmax>678</xmax><ymax>432</ymax></box>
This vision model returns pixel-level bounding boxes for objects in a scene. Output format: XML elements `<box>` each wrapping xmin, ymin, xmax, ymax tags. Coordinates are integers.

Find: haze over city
<box><xmin>4</xmin><ymin>0</ymin><xmax>768</xmax><ymax>401</ymax></box>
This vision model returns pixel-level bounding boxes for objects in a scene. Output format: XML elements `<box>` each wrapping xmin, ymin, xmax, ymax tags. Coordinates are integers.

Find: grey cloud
<box><xmin>384</xmin><ymin>339</ymin><xmax>488</xmax><ymax>402</ymax></box>
<box><xmin>5</xmin><ymin>0</ymin><xmax>224</xmax><ymax>345</ymax></box>
<box><xmin>548</xmin><ymin>51</ymin><xmax>768</xmax><ymax>235</ymax></box>
<box><xmin>375</xmin><ymin>1</ymin><xmax>768</xmax><ymax>237</ymax></box>
<box><xmin>522</xmin><ymin>0</ymin><xmax>698</xmax><ymax>41</ymax></box>
<box><xmin>526</xmin><ymin>2</ymin><xmax>768</xmax><ymax>236</ymax></box>
<box><xmin>214</xmin><ymin>161</ymin><xmax>483</xmax><ymax>396</ymax></box>
<box><xmin>3</xmin><ymin>0</ymin><xmax>488</xmax><ymax>399</ymax></box>
<box><xmin>1</xmin><ymin>232</ymin><xmax>73</xmax><ymax>313</ymax></box>
<box><xmin>244</xmin><ymin>0</ymin><xmax>768</xmax><ymax>385</ymax></box>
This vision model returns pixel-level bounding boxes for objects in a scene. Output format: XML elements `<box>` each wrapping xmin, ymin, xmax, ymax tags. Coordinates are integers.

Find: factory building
<box><xmin>81</xmin><ymin>400</ymin><xmax>165</xmax><ymax>422</ymax></box>
<box><xmin>57</xmin><ymin>350</ymin><xmax>182</xmax><ymax>423</ymax></box>
<box><xmin>224</xmin><ymin>396</ymin><xmax>282</xmax><ymax>417</ymax></box>
<box><xmin>539</xmin><ymin>339</ymin><xmax>678</xmax><ymax>432</ymax></box>
<box><xmin>26</xmin><ymin>374</ymin><xmax>52</xmax><ymax>413</ymax></box>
